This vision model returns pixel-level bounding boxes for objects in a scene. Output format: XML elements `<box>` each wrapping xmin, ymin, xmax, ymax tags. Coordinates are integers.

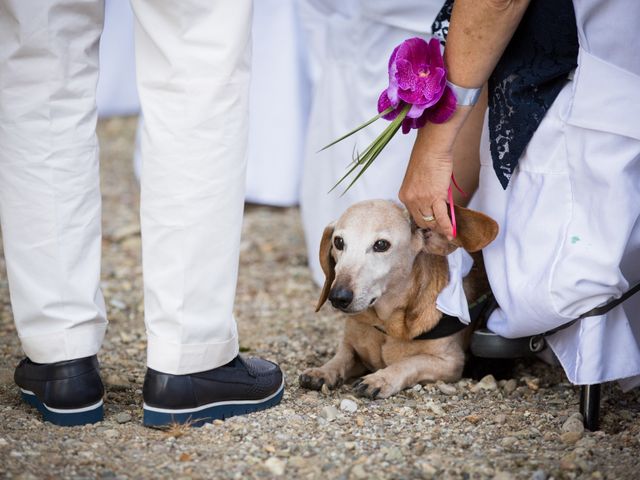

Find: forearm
<box><xmin>416</xmin><ymin>0</ymin><xmax>531</xmax><ymax>154</ymax></box>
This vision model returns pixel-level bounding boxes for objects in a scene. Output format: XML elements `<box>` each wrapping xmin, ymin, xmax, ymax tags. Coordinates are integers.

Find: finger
<box><xmin>412</xmin><ymin>205</ymin><xmax>435</xmax><ymax>229</ymax></box>
<box><xmin>433</xmin><ymin>199</ymin><xmax>454</xmax><ymax>240</ymax></box>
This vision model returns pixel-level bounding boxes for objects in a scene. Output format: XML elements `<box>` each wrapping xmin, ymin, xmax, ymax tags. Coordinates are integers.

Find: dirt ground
<box><xmin>0</xmin><ymin>117</ymin><xmax>639</xmax><ymax>479</ymax></box>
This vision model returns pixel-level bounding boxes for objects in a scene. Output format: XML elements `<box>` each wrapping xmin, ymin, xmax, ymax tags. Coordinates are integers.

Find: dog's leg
<box><xmin>353</xmin><ymin>354</ymin><xmax>463</xmax><ymax>399</ymax></box>
<box><xmin>299</xmin><ymin>342</ymin><xmax>367</xmax><ymax>391</ymax></box>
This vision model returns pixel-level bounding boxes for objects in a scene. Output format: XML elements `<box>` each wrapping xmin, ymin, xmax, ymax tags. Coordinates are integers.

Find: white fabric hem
<box><xmin>146</xmin><ymin>332</ymin><xmax>240</xmax><ymax>375</ymax></box>
<box><xmin>20</xmin><ymin>322</ymin><xmax>107</xmax><ymax>364</ymax></box>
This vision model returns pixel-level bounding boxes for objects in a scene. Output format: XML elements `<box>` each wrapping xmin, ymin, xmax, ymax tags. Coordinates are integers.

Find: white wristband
<box><xmin>446</xmin><ymin>80</ymin><xmax>482</xmax><ymax>106</ymax></box>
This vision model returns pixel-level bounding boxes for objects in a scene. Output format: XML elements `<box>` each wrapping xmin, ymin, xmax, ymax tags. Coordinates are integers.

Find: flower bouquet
<box><xmin>321</xmin><ymin>37</ymin><xmax>457</xmax><ymax>193</ymax></box>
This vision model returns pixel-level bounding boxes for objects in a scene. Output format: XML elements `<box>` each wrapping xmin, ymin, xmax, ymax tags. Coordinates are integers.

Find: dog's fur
<box><xmin>299</xmin><ymin>200</ymin><xmax>498</xmax><ymax>398</ymax></box>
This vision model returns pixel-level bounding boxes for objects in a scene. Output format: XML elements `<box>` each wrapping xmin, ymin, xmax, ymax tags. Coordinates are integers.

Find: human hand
<box><xmin>399</xmin><ymin>143</ymin><xmax>454</xmax><ymax>240</ymax></box>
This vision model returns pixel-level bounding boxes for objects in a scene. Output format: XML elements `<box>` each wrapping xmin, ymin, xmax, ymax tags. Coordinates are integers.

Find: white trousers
<box><xmin>471</xmin><ymin>53</ymin><xmax>640</xmax><ymax>386</ymax></box>
<box><xmin>0</xmin><ymin>0</ymin><xmax>252</xmax><ymax>374</ymax></box>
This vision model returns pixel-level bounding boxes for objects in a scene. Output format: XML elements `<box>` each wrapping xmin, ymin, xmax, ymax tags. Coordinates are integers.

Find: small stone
<box><xmin>109</xmin><ymin>299</ymin><xmax>127</xmax><ymax>310</ymax></box>
<box><xmin>436</xmin><ymin>381</ymin><xmax>457</xmax><ymax>395</ymax></box>
<box><xmin>493</xmin><ymin>472</ymin><xmax>515</xmax><ymax>480</ymax></box>
<box><xmin>501</xmin><ymin>437</ymin><xmax>517</xmax><ymax>447</ymax></box>
<box><xmin>384</xmin><ymin>447</ymin><xmax>403</xmax><ymax>462</ymax></box>
<box><xmin>530</xmin><ymin>469</ymin><xmax>547</xmax><ymax>480</ymax></box>
<box><xmin>110</xmin><ymin>224</ymin><xmax>140</xmax><ymax>242</ymax></box>
<box><xmin>103</xmin><ymin>429</ymin><xmax>119</xmax><ymax>439</ymax></box>
<box><xmin>340</xmin><ymin>399</ymin><xmax>358</xmax><ymax>413</ymax></box>
<box><xmin>472</xmin><ymin>374</ymin><xmax>498</xmax><ymax>392</ymax></box>
<box><xmin>503</xmin><ymin>379</ymin><xmax>517</xmax><ymax>394</ymax></box>
<box><xmin>561</xmin><ymin>431</ymin><xmax>583</xmax><ymax>444</ymax></box>
<box><xmin>494</xmin><ymin>414</ymin><xmax>507</xmax><ymax>425</ymax></box>
<box><xmin>560</xmin><ymin>454</ymin><xmax>577</xmax><ymax>471</ymax></box>
<box><xmin>350</xmin><ymin>464</ymin><xmax>367</xmax><ymax>480</ymax></box>
<box><xmin>0</xmin><ymin>438</ymin><xmax>8</xmax><ymax>447</ymax></box>
<box><xmin>576</xmin><ymin>437</ymin><xmax>597</xmax><ymax>449</ymax></box>
<box><xmin>412</xmin><ymin>384</ymin><xmax>423</xmax><ymax>392</ymax></box>
<box><xmin>115</xmin><ymin>412</ymin><xmax>132</xmax><ymax>424</ymax></box>
<box><xmin>288</xmin><ymin>456</ymin><xmax>307</xmax><ymax>469</ymax></box>
<box><xmin>264</xmin><ymin>457</ymin><xmax>285</xmax><ymax>476</ymax></box>
<box><xmin>562</xmin><ymin>416</ymin><xmax>585</xmax><ymax>434</ymax></box>
<box><xmin>319</xmin><ymin>405</ymin><xmax>339</xmax><ymax>422</ymax></box>
<box><xmin>524</xmin><ymin>377</ymin><xmax>540</xmax><ymax>391</ymax></box>
<box><xmin>426</xmin><ymin>402</ymin><xmax>445</xmax><ymax>416</ymax></box>
<box><xmin>418</xmin><ymin>462</ymin><xmax>437</xmax><ymax>477</ymax></box>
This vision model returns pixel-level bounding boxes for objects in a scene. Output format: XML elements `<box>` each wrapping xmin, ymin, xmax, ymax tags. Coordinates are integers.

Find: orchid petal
<box><xmin>426</xmin><ymin>85</ymin><xmax>457</xmax><ymax>124</ymax></box>
<box><xmin>377</xmin><ymin>90</ymin><xmax>402</xmax><ymax>120</ymax></box>
<box><xmin>427</xmin><ymin>38</ymin><xmax>444</xmax><ymax>69</ymax></box>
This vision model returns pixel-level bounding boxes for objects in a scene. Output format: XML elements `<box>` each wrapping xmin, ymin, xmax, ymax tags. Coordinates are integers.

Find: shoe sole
<box><xmin>20</xmin><ymin>389</ymin><xmax>104</xmax><ymax>426</ymax></box>
<box><xmin>142</xmin><ymin>378</ymin><xmax>285</xmax><ymax>427</ymax></box>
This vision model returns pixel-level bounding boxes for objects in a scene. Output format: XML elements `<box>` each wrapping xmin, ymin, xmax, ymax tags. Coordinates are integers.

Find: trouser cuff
<box><xmin>146</xmin><ymin>333</ymin><xmax>239</xmax><ymax>375</ymax></box>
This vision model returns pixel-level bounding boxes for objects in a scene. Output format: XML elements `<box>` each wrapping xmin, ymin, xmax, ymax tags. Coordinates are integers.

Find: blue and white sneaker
<box><xmin>14</xmin><ymin>356</ymin><xmax>104</xmax><ymax>426</ymax></box>
<box><xmin>142</xmin><ymin>355</ymin><xmax>284</xmax><ymax>427</ymax></box>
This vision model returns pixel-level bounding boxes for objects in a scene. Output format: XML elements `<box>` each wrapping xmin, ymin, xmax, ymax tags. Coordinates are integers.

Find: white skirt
<box><xmin>471</xmin><ymin>49</ymin><xmax>640</xmax><ymax>386</ymax></box>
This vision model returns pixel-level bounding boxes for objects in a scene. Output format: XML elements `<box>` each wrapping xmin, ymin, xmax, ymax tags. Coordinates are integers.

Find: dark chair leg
<box><xmin>580</xmin><ymin>384</ymin><xmax>601</xmax><ymax>431</ymax></box>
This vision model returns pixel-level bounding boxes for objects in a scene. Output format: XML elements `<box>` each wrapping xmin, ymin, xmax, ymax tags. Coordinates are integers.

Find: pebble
<box><xmin>339</xmin><ymin>399</ymin><xmax>358</xmax><ymax>413</ymax></box>
<box><xmin>264</xmin><ymin>457</ymin><xmax>285</xmax><ymax>476</ymax></box>
<box><xmin>562</xmin><ymin>416</ymin><xmax>585</xmax><ymax>434</ymax></box>
<box><xmin>319</xmin><ymin>406</ymin><xmax>339</xmax><ymax>422</ymax></box>
<box><xmin>103</xmin><ymin>429</ymin><xmax>119</xmax><ymax>439</ymax></box>
<box><xmin>493</xmin><ymin>472</ymin><xmax>515</xmax><ymax>480</ymax></box>
<box><xmin>0</xmin><ymin>438</ymin><xmax>8</xmax><ymax>447</ymax></box>
<box><xmin>501</xmin><ymin>437</ymin><xmax>517</xmax><ymax>448</ymax></box>
<box><xmin>471</xmin><ymin>374</ymin><xmax>498</xmax><ymax>392</ymax></box>
<box><xmin>115</xmin><ymin>413</ymin><xmax>132</xmax><ymax>424</ymax></box>
<box><xmin>503</xmin><ymin>379</ymin><xmax>518</xmax><ymax>394</ymax></box>
<box><xmin>436</xmin><ymin>381</ymin><xmax>457</xmax><ymax>395</ymax></box>
<box><xmin>561</xmin><ymin>431</ymin><xmax>583</xmax><ymax>444</ymax></box>
<box><xmin>530</xmin><ymin>469</ymin><xmax>547</xmax><ymax>480</ymax></box>
<box><xmin>350</xmin><ymin>464</ymin><xmax>367</xmax><ymax>480</ymax></box>
<box><xmin>494</xmin><ymin>414</ymin><xmax>507</xmax><ymax>425</ymax></box>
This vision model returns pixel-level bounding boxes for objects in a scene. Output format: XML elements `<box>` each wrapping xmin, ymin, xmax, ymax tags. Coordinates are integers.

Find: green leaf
<box><xmin>332</xmin><ymin>103</ymin><xmax>411</xmax><ymax>194</ymax></box>
<box><xmin>318</xmin><ymin>106</ymin><xmax>396</xmax><ymax>152</ymax></box>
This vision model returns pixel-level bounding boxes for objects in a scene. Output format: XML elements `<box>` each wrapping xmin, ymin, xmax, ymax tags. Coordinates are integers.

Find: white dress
<box><xmin>471</xmin><ymin>0</ymin><xmax>640</xmax><ymax>387</ymax></box>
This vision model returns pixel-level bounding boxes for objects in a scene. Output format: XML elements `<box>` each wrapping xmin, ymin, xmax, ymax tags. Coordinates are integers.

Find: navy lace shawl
<box><xmin>433</xmin><ymin>0</ymin><xmax>579</xmax><ymax>188</ymax></box>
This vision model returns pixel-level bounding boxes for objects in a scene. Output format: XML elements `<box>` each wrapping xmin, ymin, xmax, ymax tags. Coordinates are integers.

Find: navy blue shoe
<box><xmin>14</xmin><ymin>356</ymin><xmax>104</xmax><ymax>426</ymax></box>
<box><xmin>142</xmin><ymin>355</ymin><xmax>284</xmax><ymax>427</ymax></box>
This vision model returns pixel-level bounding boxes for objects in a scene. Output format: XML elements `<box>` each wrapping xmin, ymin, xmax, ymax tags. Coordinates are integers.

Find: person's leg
<box><xmin>130</xmin><ymin>0</ymin><xmax>283</xmax><ymax>426</ymax></box>
<box><xmin>0</xmin><ymin>0</ymin><xmax>106</xmax><ymax>424</ymax></box>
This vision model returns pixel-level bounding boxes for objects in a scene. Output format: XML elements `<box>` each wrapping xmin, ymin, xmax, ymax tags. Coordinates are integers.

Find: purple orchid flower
<box><xmin>377</xmin><ymin>37</ymin><xmax>456</xmax><ymax>133</ymax></box>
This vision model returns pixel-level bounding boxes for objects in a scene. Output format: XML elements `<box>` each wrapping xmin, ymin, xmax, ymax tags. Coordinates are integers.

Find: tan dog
<box><xmin>299</xmin><ymin>199</ymin><xmax>498</xmax><ymax>398</ymax></box>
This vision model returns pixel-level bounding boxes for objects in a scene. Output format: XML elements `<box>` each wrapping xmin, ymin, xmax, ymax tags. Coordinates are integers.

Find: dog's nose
<box><xmin>329</xmin><ymin>286</ymin><xmax>353</xmax><ymax>310</ymax></box>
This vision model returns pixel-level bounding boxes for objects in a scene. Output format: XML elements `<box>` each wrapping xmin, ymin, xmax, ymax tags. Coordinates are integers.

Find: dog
<box><xmin>299</xmin><ymin>199</ymin><xmax>499</xmax><ymax>398</ymax></box>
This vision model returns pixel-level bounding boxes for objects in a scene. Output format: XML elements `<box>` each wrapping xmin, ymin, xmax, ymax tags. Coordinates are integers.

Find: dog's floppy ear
<box><xmin>316</xmin><ymin>222</ymin><xmax>336</xmax><ymax>312</ymax></box>
<box><xmin>421</xmin><ymin>205</ymin><xmax>498</xmax><ymax>255</ymax></box>
<box><xmin>450</xmin><ymin>204</ymin><xmax>499</xmax><ymax>252</ymax></box>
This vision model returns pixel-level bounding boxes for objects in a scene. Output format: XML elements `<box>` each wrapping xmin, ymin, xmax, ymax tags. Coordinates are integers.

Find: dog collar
<box><xmin>373</xmin><ymin>293</ymin><xmax>494</xmax><ymax>341</ymax></box>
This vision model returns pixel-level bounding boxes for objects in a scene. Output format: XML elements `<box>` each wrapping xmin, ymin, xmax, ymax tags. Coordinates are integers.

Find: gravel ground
<box><xmin>1</xmin><ymin>117</ymin><xmax>639</xmax><ymax>479</ymax></box>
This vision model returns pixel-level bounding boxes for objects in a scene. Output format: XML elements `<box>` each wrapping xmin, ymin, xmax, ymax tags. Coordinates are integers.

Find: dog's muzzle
<box><xmin>328</xmin><ymin>286</ymin><xmax>353</xmax><ymax>310</ymax></box>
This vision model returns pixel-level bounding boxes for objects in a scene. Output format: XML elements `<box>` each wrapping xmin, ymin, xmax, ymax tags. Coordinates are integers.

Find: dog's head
<box><xmin>316</xmin><ymin>199</ymin><xmax>498</xmax><ymax>314</ymax></box>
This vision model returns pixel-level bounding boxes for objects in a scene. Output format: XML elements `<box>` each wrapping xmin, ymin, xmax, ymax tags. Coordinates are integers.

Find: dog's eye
<box><xmin>373</xmin><ymin>239</ymin><xmax>391</xmax><ymax>252</ymax></box>
<box><xmin>333</xmin><ymin>236</ymin><xmax>344</xmax><ymax>251</ymax></box>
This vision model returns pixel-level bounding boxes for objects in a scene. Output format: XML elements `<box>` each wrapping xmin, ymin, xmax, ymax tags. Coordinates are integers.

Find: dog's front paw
<box><xmin>352</xmin><ymin>372</ymin><xmax>399</xmax><ymax>399</ymax></box>
<box><xmin>299</xmin><ymin>367</ymin><xmax>343</xmax><ymax>391</ymax></box>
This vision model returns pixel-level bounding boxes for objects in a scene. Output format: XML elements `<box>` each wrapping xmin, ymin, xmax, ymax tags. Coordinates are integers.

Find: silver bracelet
<box><xmin>446</xmin><ymin>80</ymin><xmax>482</xmax><ymax>106</ymax></box>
